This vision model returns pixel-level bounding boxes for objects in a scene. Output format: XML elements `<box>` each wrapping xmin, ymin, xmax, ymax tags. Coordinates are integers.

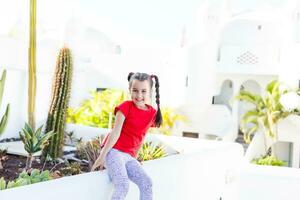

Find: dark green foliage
<box><xmin>44</xmin><ymin>47</ymin><xmax>73</xmax><ymax>159</ymax></box>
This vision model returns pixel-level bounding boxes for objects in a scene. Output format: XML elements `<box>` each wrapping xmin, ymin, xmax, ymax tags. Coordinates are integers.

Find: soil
<box><xmin>0</xmin><ymin>153</ymin><xmax>89</xmax><ymax>182</ymax></box>
<box><xmin>0</xmin><ymin>137</ymin><xmax>90</xmax><ymax>182</ymax></box>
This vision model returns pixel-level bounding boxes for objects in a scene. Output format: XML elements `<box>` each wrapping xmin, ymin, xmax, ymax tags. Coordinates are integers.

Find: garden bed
<box><xmin>0</xmin><ymin>153</ymin><xmax>90</xmax><ymax>182</ymax></box>
<box><xmin>0</xmin><ymin>124</ymin><xmax>177</xmax><ymax>190</ymax></box>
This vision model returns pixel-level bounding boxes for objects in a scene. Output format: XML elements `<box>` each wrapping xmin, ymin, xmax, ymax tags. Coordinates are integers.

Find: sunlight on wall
<box><xmin>0</xmin><ymin>0</ymin><xmax>27</xmax><ymax>34</ymax></box>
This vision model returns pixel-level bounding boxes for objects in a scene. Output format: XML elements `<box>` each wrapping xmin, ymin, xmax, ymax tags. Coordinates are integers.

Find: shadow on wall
<box><xmin>212</xmin><ymin>79</ymin><xmax>233</xmax><ymax>111</ymax></box>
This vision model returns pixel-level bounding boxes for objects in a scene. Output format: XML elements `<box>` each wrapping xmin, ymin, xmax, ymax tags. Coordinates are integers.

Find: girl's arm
<box><xmin>91</xmin><ymin>111</ymin><xmax>125</xmax><ymax>171</ymax></box>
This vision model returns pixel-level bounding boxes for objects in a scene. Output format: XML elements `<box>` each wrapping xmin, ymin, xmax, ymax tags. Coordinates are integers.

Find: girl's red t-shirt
<box><xmin>104</xmin><ymin>100</ymin><xmax>156</xmax><ymax>157</ymax></box>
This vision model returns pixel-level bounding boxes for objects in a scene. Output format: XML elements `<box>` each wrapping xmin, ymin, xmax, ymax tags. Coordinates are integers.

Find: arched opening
<box><xmin>212</xmin><ymin>79</ymin><xmax>233</xmax><ymax>111</ymax></box>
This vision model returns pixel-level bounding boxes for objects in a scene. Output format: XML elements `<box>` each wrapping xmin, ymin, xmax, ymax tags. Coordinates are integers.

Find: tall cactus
<box><xmin>43</xmin><ymin>47</ymin><xmax>73</xmax><ymax>159</ymax></box>
<box><xmin>0</xmin><ymin>70</ymin><xmax>9</xmax><ymax>136</ymax></box>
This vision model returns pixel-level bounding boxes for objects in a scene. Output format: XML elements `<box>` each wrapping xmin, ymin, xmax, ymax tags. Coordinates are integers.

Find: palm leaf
<box><xmin>265</xmin><ymin>80</ymin><xmax>278</xmax><ymax>94</ymax></box>
<box><xmin>236</xmin><ymin>91</ymin><xmax>262</xmax><ymax>107</ymax></box>
<box><xmin>244</xmin><ymin>125</ymin><xmax>259</xmax><ymax>143</ymax></box>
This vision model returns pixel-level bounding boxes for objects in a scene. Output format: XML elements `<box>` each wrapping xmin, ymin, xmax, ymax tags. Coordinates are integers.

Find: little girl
<box><xmin>91</xmin><ymin>72</ymin><xmax>162</xmax><ymax>200</ymax></box>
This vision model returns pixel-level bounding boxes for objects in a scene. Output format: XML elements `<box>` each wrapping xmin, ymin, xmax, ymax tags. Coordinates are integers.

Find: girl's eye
<box><xmin>142</xmin><ymin>90</ymin><xmax>147</xmax><ymax>93</ymax></box>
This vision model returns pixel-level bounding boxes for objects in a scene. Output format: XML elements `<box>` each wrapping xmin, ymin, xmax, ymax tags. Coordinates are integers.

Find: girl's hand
<box><xmin>91</xmin><ymin>155</ymin><xmax>106</xmax><ymax>171</ymax></box>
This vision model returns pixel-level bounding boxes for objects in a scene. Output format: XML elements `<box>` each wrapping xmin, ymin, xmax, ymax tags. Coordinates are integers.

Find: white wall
<box><xmin>0</xmin><ymin>69</ymin><xmax>27</xmax><ymax>139</ymax></box>
<box><xmin>0</xmin><ymin>69</ymin><xmax>53</xmax><ymax>139</ymax></box>
<box><xmin>182</xmin><ymin>42</ymin><xmax>217</xmax><ymax>129</ymax></box>
<box><xmin>0</xmin><ymin>44</ymin><xmax>189</xmax><ymax>139</ymax></box>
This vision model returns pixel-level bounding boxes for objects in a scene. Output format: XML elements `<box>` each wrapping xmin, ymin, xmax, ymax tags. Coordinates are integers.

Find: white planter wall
<box><xmin>0</xmin><ymin>134</ymin><xmax>244</xmax><ymax>200</ymax></box>
<box><xmin>238</xmin><ymin>164</ymin><xmax>300</xmax><ymax>200</ymax></box>
<box><xmin>239</xmin><ymin>116</ymin><xmax>300</xmax><ymax>200</ymax></box>
<box><xmin>65</xmin><ymin>123</ymin><xmax>110</xmax><ymax>141</ymax></box>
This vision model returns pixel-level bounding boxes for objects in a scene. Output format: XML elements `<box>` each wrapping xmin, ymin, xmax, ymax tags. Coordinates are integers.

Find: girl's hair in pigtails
<box><xmin>127</xmin><ymin>72</ymin><xmax>135</xmax><ymax>82</ymax></box>
<box><xmin>127</xmin><ymin>72</ymin><xmax>163</xmax><ymax>127</ymax></box>
<box><xmin>151</xmin><ymin>75</ymin><xmax>163</xmax><ymax>127</ymax></box>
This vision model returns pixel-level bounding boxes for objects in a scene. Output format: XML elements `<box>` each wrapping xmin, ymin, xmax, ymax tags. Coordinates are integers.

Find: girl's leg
<box><xmin>106</xmin><ymin>149</ymin><xmax>130</xmax><ymax>200</ymax></box>
<box><xmin>126</xmin><ymin>160</ymin><xmax>153</xmax><ymax>200</ymax></box>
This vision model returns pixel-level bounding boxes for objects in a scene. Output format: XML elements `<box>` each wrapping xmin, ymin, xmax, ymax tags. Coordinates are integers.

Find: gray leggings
<box><xmin>105</xmin><ymin>148</ymin><xmax>153</xmax><ymax>200</ymax></box>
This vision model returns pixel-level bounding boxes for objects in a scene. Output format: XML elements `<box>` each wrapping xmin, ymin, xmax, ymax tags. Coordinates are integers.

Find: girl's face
<box><xmin>129</xmin><ymin>79</ymin><xmax>151</xmax><ymax>109</ymax></box>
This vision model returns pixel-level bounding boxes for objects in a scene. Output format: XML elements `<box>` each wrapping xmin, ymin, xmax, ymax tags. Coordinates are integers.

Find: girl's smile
<box><xmin>130</xmin><ymin>80</ymin><xmax>151</xmax><ymax>110</ymax></box>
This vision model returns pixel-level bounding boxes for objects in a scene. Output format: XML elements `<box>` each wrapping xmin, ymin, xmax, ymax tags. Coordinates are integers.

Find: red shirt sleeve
<box><xmin>114</xmin><ymin>101</ymin><xmax>131</xmax><ymax>117</ymax></box>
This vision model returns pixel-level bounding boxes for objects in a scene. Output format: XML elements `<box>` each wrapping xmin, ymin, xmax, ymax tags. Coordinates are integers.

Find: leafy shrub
<box><xmin>67</xmin><ymin>89</ymin><xmax>128</xmax><ymax>128</ymax></box>
<box><xmin>0</xmin><ymin>169</ymin><xmax>52</xmax><ymax>190</ymax></box>
<box><xmin>76</xmin><ymin>136</ymin><xmax>103</xmax><ymax>171</ymax></box>
<box><xmin>67</xmin><ymin>89</ymin><xmax>188</xmax><ymax>135</ymax></box>
<box><xmin>236</xmin><ymin>80</ymin><xmax>291</xmax><ymax>144</ymax></box>
<box><xmin>59</xmin><ymin>162</ymin><xmax>82</xmax><ymax>176</ymax></box>
<box><xmin>137</xmin><ymin>142</ymin><xmax>167</xmax><ymax>162</ymax></box>
<box><xmin>237</xmin><ymin>80</ymin><xmax>300</xmax><ymax>160</ymax></box>
<box><xmin>252</xmin><ymin>155</ymin><xmax>287</xmax><ymax>166</ymax></box>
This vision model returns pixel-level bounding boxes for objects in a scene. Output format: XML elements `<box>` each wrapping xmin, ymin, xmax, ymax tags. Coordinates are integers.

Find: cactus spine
<box><xmin>0</xmin><ymin>69</ymin><xmax>9</xmax><ymax>136</ymax></box>
<box><xmin>44</xmin><ymin>47</ymin><xmax>72</xmax><ymax>159</ymax></box>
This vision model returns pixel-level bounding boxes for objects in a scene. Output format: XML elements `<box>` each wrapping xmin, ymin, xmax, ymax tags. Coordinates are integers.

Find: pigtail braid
<box><xmin>152</xmin><ymin>75</ymin><xmax>163</xmax><ymax>127</ymax></box>
<box><xmin>127</xmin><ymin>72</ymin><xmax>135</xmax><ymax>82</ymax></box>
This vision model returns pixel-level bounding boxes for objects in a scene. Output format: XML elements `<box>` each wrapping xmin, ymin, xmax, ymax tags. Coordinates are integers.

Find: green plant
<box><xmin>236</xmin><ymin>80</ymin><xmax>300</xmax><ymax>157</ymax></box>
<box><xmin>67</xmin><ymin>89</ymin><xmax>128</xmax><ymax>128</ymax></box>
<box><xmin>0</xmin><ymin>69</ymin><xmax>9</xmax><ymax>170</ymax></box>
<box><xmin>0</xmin><ymin>177</ymin><xmax>26</xmax><ymax>190</ymax></box>
<box><xmin>76</xmin><ymin>136</ymin><xmax>103</xmax><ymax>171</ymax></box>
<box><xmin>0</xmin><ymin>169</ymin><xmax>52</xmax><ymax>190</ymax></box>
<box><xmin>0</xmin><ymin>69</ymin><xmax>10</xmax><ymax>136</ymax></box>
<box><xmin>0</xmin><ymin>177</ymin><xmax>6</xmax><ymax>190</ymax></box>
<box><xmin>252</xmin><ymin>155</ymin><xmax>287</xmax><ymax>166</ymax></box>
<box><xmin>18</xmin><ymin>169</ymin><xmax>52</xmax><ymax>184</ymax></box>
<box><xmin>59</xmin><ymin>162</ymin><xmax>82</xmax><ymax>176</ymax></box>
<box><xmin>150</xmin><ymin>107</ymin><xmax>188</xmax><ymax>135</ymax></box>
<box><xmin>44</xmin><ymin>47</ymin><xmax>73</xmax><ymax>159</ymax></box>
<box><xmin>19</xmin><ymin>123</ymin><xmax>55</xmax><ymax>170</ymax></box>
<box><xmin>28</xmin><ymin>0</ymin><xmax>37</xmax><ymax>130</ymax></box>
<box><xmin>137</xmin><ymin>142</ymin><xmax>167</xmax><ymax>162</ymax></box>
